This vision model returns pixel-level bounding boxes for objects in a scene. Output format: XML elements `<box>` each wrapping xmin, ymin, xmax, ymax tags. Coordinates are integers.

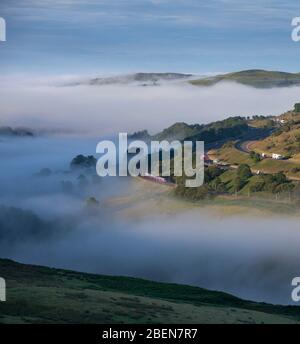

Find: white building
<box><xmin>272</xmin><ymin>153</ymin><xmax>283</xmax><ymax>160</ymax></box>
<box><xmin>275</xmin><ymin>118</ymin><xmax>287</xmax><ymax>124</ymax></box>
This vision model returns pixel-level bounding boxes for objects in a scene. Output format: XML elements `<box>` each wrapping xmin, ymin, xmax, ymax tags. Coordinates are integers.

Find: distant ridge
<box><xmin>0</xmin><ymin>126</ymin><xmax>34</xmax><ymax>137</ymax></box>
<box><xmin>190</xmin><ymin>69</ymin><xmax>300</xmax><ymax>88</ymax></box>
<box><xmin>72</xmin><ymin>72</ymin><xmax>193</xmax><ymax>86</ymax></box>
<box><xmin>69</xmin><ymin>70</ymin><xmax>300</xmax><ymax>89</ymax></box>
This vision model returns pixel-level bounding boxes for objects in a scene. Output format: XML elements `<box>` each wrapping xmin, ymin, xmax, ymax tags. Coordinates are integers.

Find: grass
<box><xmin>213</xmin><ymin>146</ymin><xmax>300</xmax><ymax>179</ymax></box>
<box><xmin>213</xmin><ymin>146</ymin><xmax>254</xmax><ymax>166</ymax></box>
<box><xmin>219</xmin><ymin>170</ymin><xmax>237</xmax><ymax>193</ymax></box>
<box><xmin>248</xmin><ymin>118</ymin><xmax>273</xmax><ymax>129</ymax></box>
<box><xmin>251</xmin><ymin>111</ymin><xmax>300</xmax><ymax>157</ymax></box>
<box><xmin>0</xmin><ymin>258</ymin><xmax>300</xmax><ymax>324</ymax></box>
<box><xmin>252</xmin><ymin>130</ymin><xmax>300</xmax><ymax>157</ymax></box>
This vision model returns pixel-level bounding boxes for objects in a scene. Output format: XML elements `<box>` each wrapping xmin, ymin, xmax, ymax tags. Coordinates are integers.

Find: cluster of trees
<box><xmin>174</xmin><ymin>163</ymin><xmax>295</xmax><ymax>201</ymax></box>
<box><xmin>174</xmin><ymin>183</ymin><xmax>212</xmax><ymax>201</ymax></box>
<box><xmin>175</xmin><ymin>166</ymin><xmax>226</xmax><ymax>200</ymax></box>
<box><xmin>249</xmin><ymin>151</ymin><xmax>261</xmax><ymax>163</ymax></box>
<box><xmin>146</xmin><ymin>117</ymin><xmax>250</xmax><ymax>144</ymax></box>
<box><xmin>128</xmin><ymin>130</ymin><xmax>151</xmax><ymax>140</ymax></box>
<box><xmin>0</xmin><ymin>206</ymin><xmax>56</xmax><ymax>243</ymax></box>
<box><xmin>295</xmin><ymin>103</ymin><xmax>300</xmax><ymax>113</ymax></box>
<box><xmin>249</xmin><ymin>172</ymin><xmax>294</xmax><ymax>194</ymax></box>
<box><xmin>232</xmin><ymin>164</ymin><xmax>252</xmax><ymax>192</ymax></box>
<box><xmin>186</xmin><ymin>117</ymin><xmax>249</xmax><ymax>144</ymax></box>
<box><xmin>70</xmin><ymin>155</ymin><xmax>97</xmax><ymax>170</ymax></box>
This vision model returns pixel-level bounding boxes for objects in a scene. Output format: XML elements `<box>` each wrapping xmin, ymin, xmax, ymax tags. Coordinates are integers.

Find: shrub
<box><xmin>249</xmin><ymin>151</ymin><xmax>261</xmax><ymax>162</ymax></box>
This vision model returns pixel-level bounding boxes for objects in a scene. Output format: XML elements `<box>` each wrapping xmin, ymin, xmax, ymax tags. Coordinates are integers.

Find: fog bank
<box><xmin>1</xmin><ymin>75</ymin><xmax>300</xmax><ymax>135</ymax></box>
<box><xmin>0</xmin><ymin>136</ymin><xmax>300</xmax><ymax>305</ymax></box>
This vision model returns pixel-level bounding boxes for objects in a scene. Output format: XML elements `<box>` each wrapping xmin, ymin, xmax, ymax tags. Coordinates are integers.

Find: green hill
<box><xmin>190</xmin><ymin>70</ymin><xmax>300</xmax><ymax>88</ymax></box>
<box><xmin>0</xmin><ymin>259</ymin><xmax>299</xmax><ymax>324</ymax></box>
<box><xmin>184</xmin><ymin>117</ymin><xmax>250</xmax><ymax>144</ymax></box>
<box><xmin>153</xmin><ymin>122</ymin><xmax>203</xmax><ymax>141</ymax></box>
<box><xmin>132</xmin><ymin>117</ymin><xmax>251</xmax><ymax>143</ymax></box>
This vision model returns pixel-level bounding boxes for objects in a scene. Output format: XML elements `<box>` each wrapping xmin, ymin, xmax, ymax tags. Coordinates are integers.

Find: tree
<box><xmin>249</xmin><ymin>151</ymin><xmax>261</xmax><ymax>163</ymax></box>
<box><xmin>205</xmin><ymin>166</ymin><xmax>223</xmax><ymax>182</ymax></box>
<box><xmin>70</xmin><ymin>155</ymin><xmax>97</xmax><ymax>170</ymax></box>
<box><xmin>273</xmin><ymin>172</ymin><xmax>287</xmax><ymax>185</ymax></box>
<box><xmin>237</xmin><ymin>164</ymin><xmax>252</xmax><ymax>180</ymax></box>
<box><xmin>210</xmin><ymin>177</ymin><xmax>227</xmax><ymax>193</ymax></box>
<box><xmin>294</xmin><ymin>103</ymin><xmax>300</xmax><ymax>113</ymax></box>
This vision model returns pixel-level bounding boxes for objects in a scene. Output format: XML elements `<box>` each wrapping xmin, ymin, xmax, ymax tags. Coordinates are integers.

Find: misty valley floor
<box><xmin>1</xmin><ymin>136</ymin><xmax>300</xmax><ymax>308</ymax></box>
<box><xmin>0</xmin><ymin>259</ymin><xmax>300</xmax><ymax>324</ymax></box>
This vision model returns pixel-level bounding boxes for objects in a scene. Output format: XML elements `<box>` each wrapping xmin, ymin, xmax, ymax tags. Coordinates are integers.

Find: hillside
<box><xmin>190</xmin><ymin>70</ymin><xmax>300</xmax><ymax>88</ymax></box>
<box><xmin>251</xmin><ymin>109</ymin><xmax>300</xmax><ymax>158</ymax></box>
<box><xmin>0</xmin><ymin>259</ymin><xmax>300</xmax><ymax>324</ymax></box>
<box><xmin>203</xmin><ymin>105</ymin><xmax>300</xmax><ymax>180</ymax></box>
<box><xmin>73</xmin><ymin>73</ymin><xmax>193</xmax><ymax>86</ymax></box>
<box><xmin>130</xmin><ymin>117</ymin><xmax>253</xmax><ymax>144</ymax></box>
<box><xmin>184</xmin><ymin>117</ymin><xmax>250</xmax><ymax>144</ymax></box>
<box><xmin>152</xmin><ymin>122</ymin><xmax>203</xmax><ymax>141</ymax></box>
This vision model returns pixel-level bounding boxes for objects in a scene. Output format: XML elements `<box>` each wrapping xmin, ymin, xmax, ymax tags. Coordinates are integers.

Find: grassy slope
<box><xmin>252</xmin><ymin>112</ymin><xmax>300</xmax><ymax>157</ymax></box>
<box><xmin>0</xmin><ymin>259</ymin><xmax>300</xmax><ymax>324</ymax></box>
<box><xmin>213</xmin><ymin>146</ymin><xmax>300</xmax><ymax>178</ymax></box>
<box><xmin>190</xmin><ymin>70</ymin><xmax>300</xmax><ymax>88</ymax></box>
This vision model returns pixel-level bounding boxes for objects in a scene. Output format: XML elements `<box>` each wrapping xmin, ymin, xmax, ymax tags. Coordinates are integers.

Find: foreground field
<box><xmin>0</xmin><ymin>259</ymin><xmax>300</xmax><ymax>324</ymax></box>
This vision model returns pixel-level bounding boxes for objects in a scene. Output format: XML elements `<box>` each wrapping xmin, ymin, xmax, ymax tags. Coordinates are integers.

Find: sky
<box><xmin>0</xmin><ymin>0</ymin><xmax>300</xmax><ymax>75</ymax></box>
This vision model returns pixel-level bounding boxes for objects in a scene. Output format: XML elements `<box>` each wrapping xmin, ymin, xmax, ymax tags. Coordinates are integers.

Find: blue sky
<box><xmin>0</xmin><ymin>0</ymin><xmax>300</xmax><ymax>74</ymax></box>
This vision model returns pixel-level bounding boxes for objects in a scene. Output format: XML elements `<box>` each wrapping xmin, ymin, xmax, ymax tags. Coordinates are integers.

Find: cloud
<box><xmin>2</xmin><ymin>0</ymin><xmax>298</xmax><ymax>29</ymax></box>
<box><xmin>2</xmin><ymin>196</ymin><xmax>300</xmax><ymax>305</ymax></box>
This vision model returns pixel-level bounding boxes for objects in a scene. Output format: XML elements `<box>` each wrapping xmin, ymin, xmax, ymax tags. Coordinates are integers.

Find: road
<box><xmin>232</xmin><ymin>129</ymin><xmax>300</xmax><ymax>182</ymax></box>
<box><xmin>234</xmin><ymin>128</ymin><xmax>274</xmax><ymax>154</ymax></box>
<box><xmin>235</xmin><ymin>140</ymin><xmax>255</xmax><ymax>153</ymax></box>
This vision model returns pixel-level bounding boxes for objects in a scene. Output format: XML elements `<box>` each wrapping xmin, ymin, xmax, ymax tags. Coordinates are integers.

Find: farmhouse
<box><xmin>272</xmin><ymin>153</ymin><xmax>283</xmax><ymax>160</ymax></box>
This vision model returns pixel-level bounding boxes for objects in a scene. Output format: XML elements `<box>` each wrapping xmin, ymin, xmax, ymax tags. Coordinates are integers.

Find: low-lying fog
<box><xmin>0</xmin><ymin>136</ymin><xmax>300</xmax><ymax>305</ymax></box>
<box><xmin>1</xmin><ymin>75</ymin><xmax>300</xmax><ymax>135</ymax></box>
